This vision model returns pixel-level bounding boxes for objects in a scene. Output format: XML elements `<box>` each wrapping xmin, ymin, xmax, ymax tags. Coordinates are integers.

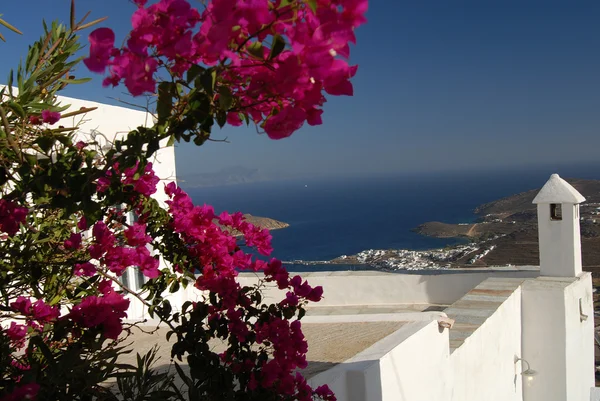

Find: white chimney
<box><xmin>532</xmin><ymin>174</ymin><xmax>586</xmax><ymax>277</ymax></box>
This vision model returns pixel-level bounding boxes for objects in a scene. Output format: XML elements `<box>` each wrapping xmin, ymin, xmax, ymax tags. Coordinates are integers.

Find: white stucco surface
<box><xmin>532</xmin><ymin>174</ymin><xmax>586</xmax><ymax>204</ymax></box>
<box><xmin>521</xmin><ymin>273</ymin><xmax>595</xmax><ymax>401</ymax></box>
<box><xmin>233</xmin><ymin>268</ymin><xmax>539</xmax><ymax>308</ymax></box>
<box><xmin>537</xmin><ymin>203</ymin><xmax>582</xmax><ymax>277</ymax></box>
<box><xmin>449</xmin><ymin>286</ymin><xmax>523</xmax><ymax>401</ymax></box>
<box><xmin>534</xmin><ymin>174</ymin><xmax>585</xmax><ymax>277</ymax></box>
<box><xmin>308</xmin><ymin>320</ymin><xmax>451</xmax><ymax>401</ymax></box>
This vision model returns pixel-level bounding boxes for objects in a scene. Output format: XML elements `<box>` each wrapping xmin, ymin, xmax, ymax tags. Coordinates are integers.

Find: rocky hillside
<box><xmin>412</xmin><ymin>178</ymin><xmax>600</xmax><ymax>267</ymax></box>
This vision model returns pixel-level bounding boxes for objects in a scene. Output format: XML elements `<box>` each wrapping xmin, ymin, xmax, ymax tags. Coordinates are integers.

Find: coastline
<box><xmin>284</xmin><ymin>234</ymin><xmax>505</xmax><ymax>271</ymax></box>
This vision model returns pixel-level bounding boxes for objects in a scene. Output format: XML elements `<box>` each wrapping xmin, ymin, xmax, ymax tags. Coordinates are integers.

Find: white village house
<box><xmin>9</xmin><ymin>95</ymin><xmax>600</xmax><ymax>400</ymax></box>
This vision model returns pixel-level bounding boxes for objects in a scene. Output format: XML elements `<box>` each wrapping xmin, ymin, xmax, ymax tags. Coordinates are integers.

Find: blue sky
<box><xmin>1</xmin><ymin>1</ymin><xmax>599</xmax><ymax>179</ymax></box>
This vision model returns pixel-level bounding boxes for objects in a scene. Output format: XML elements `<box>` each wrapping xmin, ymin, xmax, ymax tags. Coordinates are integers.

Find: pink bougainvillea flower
<box><xmin>69</xmin><ymin>282</ymin><xmax>130</xmax><ymax>339</ymax></box>
<box><xmin>124</xmin><ymin>222</ymin><xmax>152</xmax><ymax>247</ymax></box>
<box><xmin>41</xmin><ymin>110</ymin><xmax>61</xmax><ymax>125</ymax></box>
<box><xmin>64</xmin><ymin>232</ymin><xmax>82</xmax><ymax>250</ymax></box>
<box><xmin>306</xmin><ymin>108</ymin><xmax>323</xmax><ymax>126</ymax></box>
<box><xmin>122</xmin><ymin>162</ymin><xmax>160</xmax><ymax>196</ymax></box>
<box><xmin>5</xmin><ymin>322</ymin><xmax>27</xmax><ymax>345</ymax></box>
<box><xmin>10</xmin><ymin>296</ymin><xmax>32</xmax><ymax>315</ymax></box>
<box><xmin>89</xmin><ymin>221</ymin><xmax>116</xmax><ymax>259</ymax></box>
<box><xmin>0</xmin><ymin>383</ymin><xmax>40</xmax><ymax>401</ymax></box>
<box><xmin>95</xmin><ymin>177</ymin><xmax>111</xmax><ymax>193</ymax></box>
<box><xmin>84</xmin><ymin>28</ymin><xmax>116</xmax><ymax>73</ymax></box>
<box><xmin>0</xmin><ymin>199</ymin><xmax>28</xmax><ymax>236</ymax></box>
<box><xmin>28</xmin><ymin>115</ymin><xmax>42</xmax><ymax>125</ymax></box>
<box><xmin>264</xmin><ymin>107</ymin><xmax>306</xmax><ymax>140</ymax></box>
<box><xmin>77</xmin><ymin>216</ymin><xmax>88</xmax><ymax>231</ymax></box>
<box><xmin>74</xmin><ymin>262</ymin><xmax>96</xmax><ymax>277</ymax></box>
<box><xmin>31</xmin><ymin>300</ymin><xmax>59</xmax><ymax>323</ymax></box>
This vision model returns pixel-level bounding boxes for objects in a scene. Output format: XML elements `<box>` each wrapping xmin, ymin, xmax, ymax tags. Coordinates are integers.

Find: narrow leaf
<box><xmin>166</xmin><ymin>135</ymin><xmax>176</xmax><ymax>147</ymax></box>
<box><xmin>58</xmin><ymin>77</ymin><xmax>92</xmax><ymax>85</ymax></box>
<box><xmin>0</xmin><ymin>18</ymin><xmax>22</xmax><ymax>35</ymax></box>
<box><xmin>77</xmin><ymin>16</ymin><xmax>108</xmax><ymax>31</ymax></box>
<box><xmin>6</xmin><ymin>101</ymin><xmax>25</xmax><ymax>118</ymax></box>
<box><xmin>70</xmin><ymin>0</ymin><xmax>76</xmax><ymax>31</ymax></box>
<box><xmin>60</xmin><ymin>106</ymin><xmax>98</xmax><ymax>118</ymax></box>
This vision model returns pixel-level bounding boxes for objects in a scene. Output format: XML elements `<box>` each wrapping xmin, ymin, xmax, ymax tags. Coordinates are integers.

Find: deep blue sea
<box><xmin>183</xmin><ymin>163</ymin><xmax>600</xmax><ymax>271</ymax></box>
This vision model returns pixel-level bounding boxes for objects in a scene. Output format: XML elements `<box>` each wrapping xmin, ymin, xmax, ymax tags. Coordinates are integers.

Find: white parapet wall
<box><xmin>308</xmin><ymin>320</ymin><xmax>451</xmax><ymax>401</ymax></box>
<box><xmin>233</xmin><ymin>268</ymin><xmax>539</xmax><ymax>308</ymax></box>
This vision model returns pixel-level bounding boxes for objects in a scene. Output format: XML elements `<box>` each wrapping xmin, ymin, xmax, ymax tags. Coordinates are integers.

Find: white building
<box><xmin>231</xmin><ymin>173</ymin><xmax>595</xmax><ymax>401</ymax></box>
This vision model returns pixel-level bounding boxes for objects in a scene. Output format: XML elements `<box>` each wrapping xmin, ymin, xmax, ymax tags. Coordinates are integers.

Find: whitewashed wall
<box><xmin>233</xmin><ymin>269</ymin><xmax>539</xmax><ymax>308</ymax></box>
<box><xmin>378</xmin><ymin>320</ymin><xmax>450</xmax><ymax>400</ymax></box>
<box><xmin>522</xmin><ymin>273</ymin><xmax>595</xmax><ymax>401</ymax></box>
<box><xmin>450</xmin><ymin>287</ymin><xmax>523</xmax><ymax>401</ymax></box>
<box><xmin>308</xmin><ymin>320</ymin><xmax>451</xmax><ymax>401</ymax></box>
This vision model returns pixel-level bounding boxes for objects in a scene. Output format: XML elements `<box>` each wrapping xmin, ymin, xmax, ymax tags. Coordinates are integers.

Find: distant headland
<box><xmin>242</xmin><ymin>214</ymin><xmax>289</xmax><ymax>231</ymax></box>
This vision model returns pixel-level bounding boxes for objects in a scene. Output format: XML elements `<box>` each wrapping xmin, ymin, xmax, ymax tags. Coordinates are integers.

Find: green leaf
<box><xmin>186</xmin><ymin>64</ymin><xmax>205</xmax><ymax>83</ymax></box>
<box><xmin>216</xmin><ymin>111</ymin><xmax>227</xmax><ymax>128</ymax></box>
<box><xmin>6</xmin><ymin>101</ymin><xmax>25</xmax><ymax>118</ymax></box>
<box><xmin>29</xmin><ymin>336</ymin><xmax>55</xmax><ymax>367</ymax></box>
<box><xmin>218</xmin><ymin>86</ymin><xmax>233</xmax><ymax>110</ymax></box>
<box><xmin>157</xmin><ymin>82</ymin><xmax>174</xmax><ymax>124</ymax></box>
<box><xmin>0</xmin><ymin>18</ymin><xmax>23</xmax><ymax>35</ymax></box>
<box><xmin>7</xmin><ymin>69</ymin><xmax>13</xmax><ymax>94</ymax></box>
<box><xmin>166</xmin><ymin>134</ymin><xmax>176</xmax><ymax>147</ymax></box>
<box><xmin>58</xmin><ymin>77</ymin><xmax>92</xmax><ymax>85</ymax></box>
<box><xmin>26</xmin><ymin>44</ymin><xmax>40</xmax><ymax>73</ymax></box>
<box><xmin>197</xmin><ymin>69</ymin><xmax>216</xmax><ymax>96</ymax></box>
<box><xmin>193</xmin><ymin>134</ymin><xmax>206</xmax><ymax>146</ymax></box>
<box><xmin>247</xmin><ymin>42</ymin><xmax>264</xmax><ymax>59</ymax></box>
<box><xmin>36</xmin><ymin>136</ymin><xmax>55</xmax><ymax>153</ymax></box>
<box><xmin>169</xmin><ymin>280</ymin><xmax>180</xmax><ymax>293</ymax></box>
<box><xmin>269</xmin><ymin>34</ymin><xmax>286</xmax><ymax>60</ymax></box>
<box><xmin>307</xmin><ymin>0</ymin><xmax>317</xmax><ymax>13</ymax></box>
<box><xmin>24</xmin><ymin>153</ymin><xmax>37</xmax><ymax>166</ymax></box>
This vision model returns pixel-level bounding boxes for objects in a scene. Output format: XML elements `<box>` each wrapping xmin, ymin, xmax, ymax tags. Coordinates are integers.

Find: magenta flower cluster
<box><xmin>0</xmin><ymin>199</ymin><xmax>28</xmax><ymax>236</ymax></box>
<box><xmin>84</xmin><ymin>0</ymin><xmax>368</xmax><ymax>139</ymax></box>
<box><xmin>164</xmin><ymin>181</ymin><xmax>329</xmax><ymax>399</ymax></box>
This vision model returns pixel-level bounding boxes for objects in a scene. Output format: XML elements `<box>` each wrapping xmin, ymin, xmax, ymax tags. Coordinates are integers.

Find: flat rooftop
<box><xmin>120</xmin><ymin>321</ymin><xmax>407</xmax><ymax>380</ymax></box>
